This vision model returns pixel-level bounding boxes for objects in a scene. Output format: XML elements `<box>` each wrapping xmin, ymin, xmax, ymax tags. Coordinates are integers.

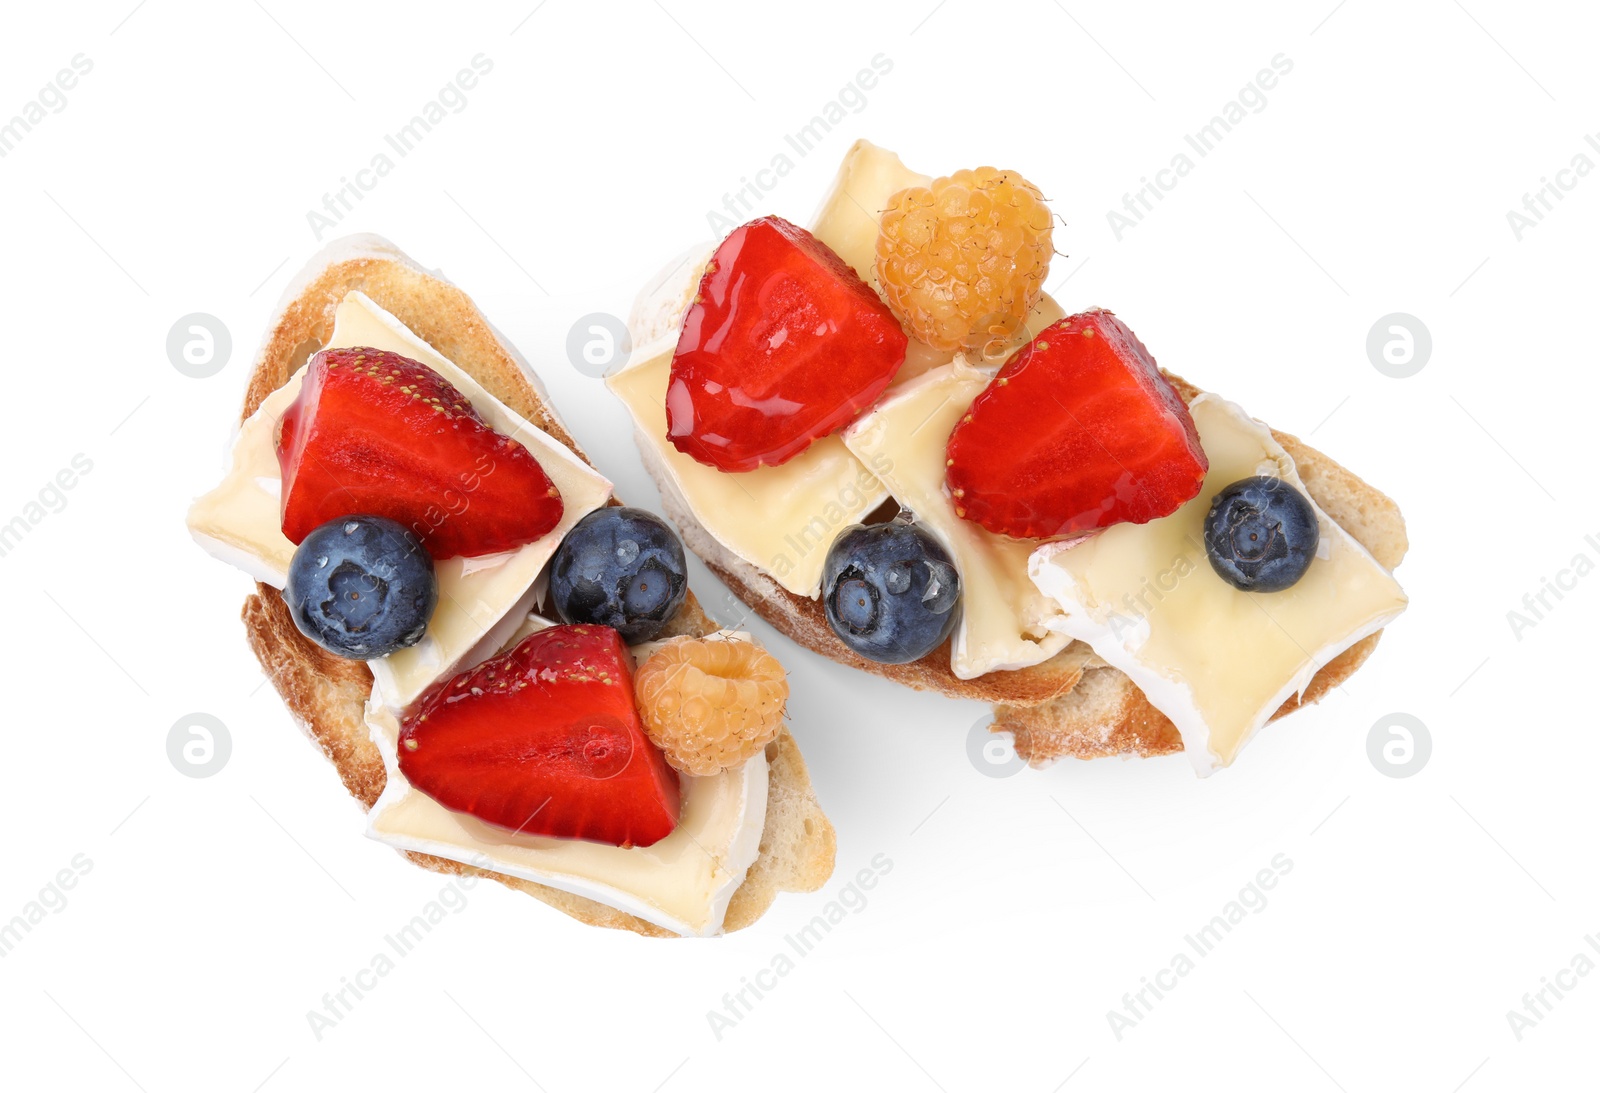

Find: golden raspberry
<box><xmin>634</xmin><ymin>636</ymin><xmax>788</xmax><ymax>776</ymax></box>
<box><xmin>875</xmin><ymin>167</ymin><xmax>1053</xmax><ymax>356</ymax></box>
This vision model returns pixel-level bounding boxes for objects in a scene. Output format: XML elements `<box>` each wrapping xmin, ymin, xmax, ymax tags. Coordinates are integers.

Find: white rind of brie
<box><xmin>185</xmin><ymin>291</ymin><xmax>614</xmax><ymax>711</ymax></box>
<box><xmin>364</xmin><ymin>618</ymin><xmax>769</xmax><ymax>938</ymax></box>
<box><xmin>1028</xmin><ymin>394</ymin><xmax>1408</xmax><ymax>776</ymax></box>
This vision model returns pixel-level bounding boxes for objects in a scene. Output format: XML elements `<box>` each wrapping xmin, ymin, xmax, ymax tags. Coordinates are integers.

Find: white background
<box><xmin>1</xmin><ymin>1</ymin><xmax>1594</xmax><ymax>1090</ymax></box>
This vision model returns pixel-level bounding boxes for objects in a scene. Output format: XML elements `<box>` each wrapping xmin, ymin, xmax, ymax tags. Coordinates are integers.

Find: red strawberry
<box><xmin>277</xmin><ymin>347</ymin><xmax>564</xmax><ymax>559</ymax></box>
<box><xmin>398</xmin><ymin>625</ymin><xmax>680</xmax><ymax>848</ymax></box>
<box><xmin>667</xmin><ymin>216</ymin><xmax>907</xmax><ymax>472</ymax></box>
<box><xmin>945</xmin><ymin>310</ymin><xmax>1207</xmax><ymax>539</ymax></box>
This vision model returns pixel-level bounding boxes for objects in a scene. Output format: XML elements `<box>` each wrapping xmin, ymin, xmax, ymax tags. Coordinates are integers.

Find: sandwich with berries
<box><xmin>188</xmin><ymin>235</ymin><xmax>834</xmax><ymax>936</ymax></box>
<box><xmin>608</xmin><ymin>141</ymin><xmax>1409</xmax><ymax>775</ymax></box>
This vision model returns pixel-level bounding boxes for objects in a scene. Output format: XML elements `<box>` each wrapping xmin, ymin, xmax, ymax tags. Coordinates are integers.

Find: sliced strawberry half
<box><xmin>945</xmin><ymin>310</ymin><xmax>1208</xmax><ymax>539</ymax></box>
<box><xmin>667</xmin><ymin>216</ymin><xmax>907</xmax><ymax>472</ymax></box>
<box><xmin>277</xmin><ymin>347</ymin><xmax>563</xmax><ymax>559</ymax></box>
<box><xmin>398</xmin><ymin>624</ymin><xmax>680</xmax><ymax>848</ymax></box>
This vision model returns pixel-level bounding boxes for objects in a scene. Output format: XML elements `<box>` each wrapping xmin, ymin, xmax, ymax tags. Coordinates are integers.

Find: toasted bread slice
<box><xmin>233</xmin><ymin>235</ymin><xmax>834</xmax><ymax>935</ymax></box>
<box><xmin>634</xmin><ymin>339</ymin><xmax>1408</xmax><ymax>760</ymax></box>
<box><xmin>993</xmin><ymin>374</ymin><xmax>1408</xmax><ymax>763</ymax></box>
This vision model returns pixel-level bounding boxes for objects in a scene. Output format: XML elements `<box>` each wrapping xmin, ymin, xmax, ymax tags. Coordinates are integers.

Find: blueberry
<box><xmin>550</xmin><ymin>507</ymin><xmax>688</xmax><ymax>643</ymax></box>
<box><xmin>1203</xmin><ymin>476</ymin><xmax>1320</xmax><ymax>592</ymax></box>
<box><xmin>823</xmin><ymin>520</ymin><xmax>960</xmax><ymax>664</ymax></box>
<box><xmin>285</xmin><ymin>516</ymin><xmax>437</xmax><ymax>659</ymax></box>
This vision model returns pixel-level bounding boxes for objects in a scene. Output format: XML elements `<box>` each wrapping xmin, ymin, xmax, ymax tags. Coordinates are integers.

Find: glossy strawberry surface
<box><xmin>667</xmin><ymin>216</ymin><xmax>907</xmax><ymax>472</ymax></box>
<box><xmin>278</xmin><ymin>347</ymin><xmax>563</xmax><ymax>559</ymax></box>
<box><xmin>945</xmin><ymin>310</ymin><xmax>1207</xmax><ymax>539</ymax></box>
<box><xmin>398</xmin><ymin>625</ymin><xmax>681</xmax><ymax>848</ymax></box>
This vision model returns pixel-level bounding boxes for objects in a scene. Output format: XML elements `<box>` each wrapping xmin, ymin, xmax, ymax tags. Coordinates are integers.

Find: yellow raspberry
<box><xmin>876</xmin><ymin>167</ymin><xmax>1053</xmax><ymax>355</ymax></box>
<box><xmin>634</xmin><ymin>636</ymin><xmax>788</xmax><ymax>776</ymax></box>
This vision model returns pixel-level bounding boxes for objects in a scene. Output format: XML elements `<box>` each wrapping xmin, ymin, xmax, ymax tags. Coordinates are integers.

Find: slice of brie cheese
<box><xmin>186</xmin><ymin>291</ymin><xmax>613</xmax><ymax>710</ymax></box>
<box><xmin>186</xmin><ymin>379</ymin><xmax>302</xmax><ymax>586</ymax></box>
<box><xmin>842</xmin><ymin>361</ymin><xmax>1072</xmax><ymax>678</ymax></box>
<box><xmin>365</xmin><ymin>616</ymin><xmax>769</xmax><ymax>938</ymax></box>
<box><xmin>809</xmin><ymin>138</ymin><xmax>954</xmax><ymax>383</ymax></box>
<box><xmin>809</xmin><ymin>138</ymin><xmax>930</xmax><ymax>294</ymax></box>
<box><xmin>1029</xmin><ymin>394</ymin><xmax>1409</xmax><ymax>775</ymax></box>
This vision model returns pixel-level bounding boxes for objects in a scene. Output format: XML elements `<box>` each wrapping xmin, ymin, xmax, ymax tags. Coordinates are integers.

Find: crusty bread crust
<box><xmin>233</xmin><ymin>236</ymin><xmax>834</xmax><ymax>935</ymax></box>
<box><xmin>641</xmin><ymin>361</ymin><xmax>1409</xmax><ymax>765</ymax></box>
